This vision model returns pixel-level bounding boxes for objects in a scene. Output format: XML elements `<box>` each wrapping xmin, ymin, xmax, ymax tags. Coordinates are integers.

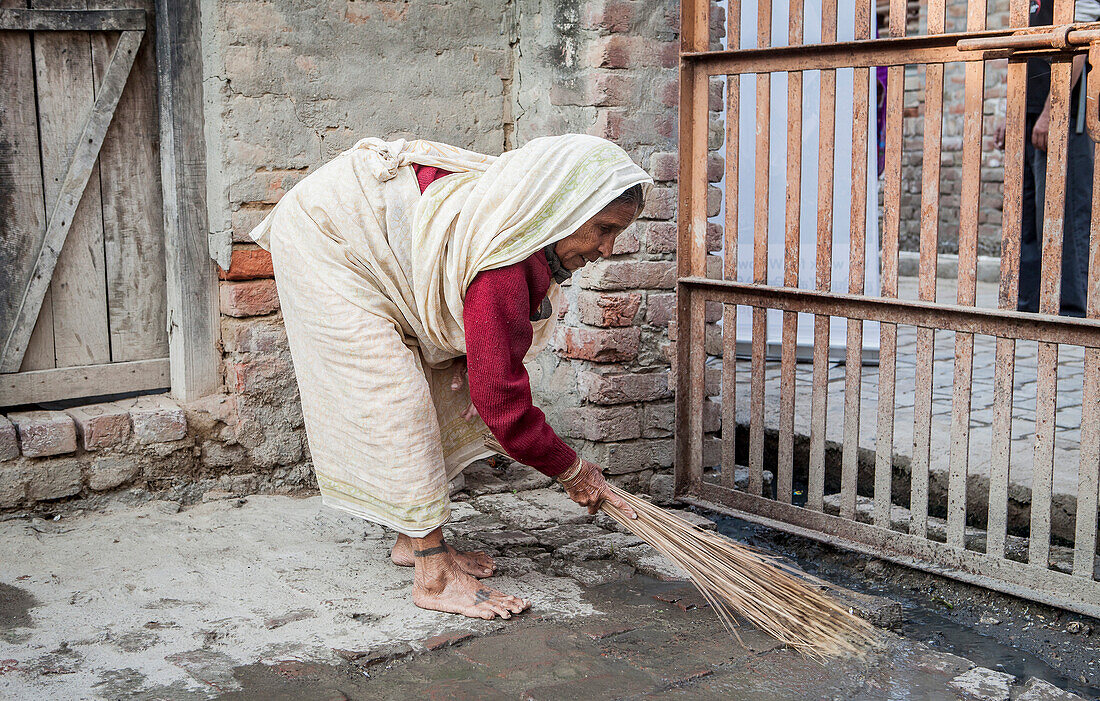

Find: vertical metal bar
<box><xmin>875</xmin><ymin>0</ymin><xmax>905</xmax><ymax>529</ymax></box>
<box><xmin>1029</xmin><ymin>0</ymin><xmax>1073</xmax><ymax>564</ymax></box>
<box><xmin>675</xmin><ymin>0</ymin><xmax>710</xmax><ymax>497</ymax></box>
<box><xmin>777</xmin><ymin>1</ymin><xmax>804</xmax><ymax>504</ymax></box>
<box><xmin>1073</xmin><ymin>133</ymin><xmax>1100</xmax><ymax>577</ymax></box>
<box><xmin>722</xmin><ymin>0</ymin><xmax>742</xmax><ymax>489</ymax></box>
<box><xmin>910</xmin><ymin>0</ymin><xmax>946</xmax><ymax>538</ymax></box>
<box><xmin>840</xmin><ymin>0</ymin><xmax>872</xmax><ymax>521</ymax></box>
<box><xmin>946</xmin><ymin>0</ymin><xmax>987</xmax><ymax>550</ymax></box>
<box><xmin>807</xmin><ymin>0</ymin><xmax>838</xmax><ymax>513</ymax></box>
<box><xmin>988</xmin><ymin>0</ymin><xmax>1028</xmax><ymax>559</ymax></box>
<box><xmin>748</xmin><ymin>0</ymin><xmax>772</xmax><ymax>496</ymax></box>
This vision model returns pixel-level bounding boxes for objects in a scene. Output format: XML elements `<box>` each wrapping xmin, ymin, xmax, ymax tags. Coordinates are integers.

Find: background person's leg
<box><xmin>1018</xmin><ymin>113</ymin><xmax>1043</xmax><ymax>313</ymax></box>
<box><xmin>1058</xmin><ymin>124</ymin><xmax>1094</xmax><ymax>317</ymax></box>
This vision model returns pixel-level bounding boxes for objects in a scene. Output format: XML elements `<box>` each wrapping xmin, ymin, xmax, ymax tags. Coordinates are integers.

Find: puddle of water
<box><xmin>711</xmin><ymin>515</ymin><xmax>1100</xmax><ymax>700</ymax></box>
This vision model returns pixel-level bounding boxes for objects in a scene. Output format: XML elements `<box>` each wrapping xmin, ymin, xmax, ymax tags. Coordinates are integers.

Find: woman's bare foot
<box><xmin>412</xmin><ymin>554</ymin><xmax>529</xmax><ymax>620</ymax></box>
<box><xmin>391</xmin><ymin>533</ymin><xmax>495</xmax><ymax>578</ymax></box>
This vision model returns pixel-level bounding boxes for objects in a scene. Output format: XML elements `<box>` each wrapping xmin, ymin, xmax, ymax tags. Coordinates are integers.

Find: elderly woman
<box><xmin>250</xmin><ymin>135</ymin><xmax>650</xmax><ymax>620</ymax></box>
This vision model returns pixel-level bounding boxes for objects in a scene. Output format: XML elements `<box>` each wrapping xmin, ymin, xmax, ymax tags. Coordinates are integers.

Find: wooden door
<box><xmin>0</xmin><ymin>1</ymin><xmax>169</xmax><ymax>406</ymax></box>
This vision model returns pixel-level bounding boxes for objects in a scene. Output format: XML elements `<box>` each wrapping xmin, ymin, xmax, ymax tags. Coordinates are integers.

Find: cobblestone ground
<box><xmin>717</xmin><ymin>277</ymin><xmax>1088</xmax><ymax>541</ymax></box>
<box><xmin>1</xmin><ymin>464</ymin><xmax>1090</xmax><ymax>700</ymax></box>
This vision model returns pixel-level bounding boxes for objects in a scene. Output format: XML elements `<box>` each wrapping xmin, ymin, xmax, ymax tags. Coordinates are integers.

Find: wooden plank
<box><xmin>155</xmin><ymin>0</ymin><xmax>220</xmax><ymax>402</ymax></box>
<box><xmin>0</xmin><ymin>357</ymin><xmax>169</xmax><ymax>405</ymax></box>
<box><xmin>3</xmin><ymin>21</ymin><xmax>142</xmax><ymax>371</ymax></box>
<box><xmin>0</xmin><ymin>0</ymin><xmax>52</xmax><ymax>373</ymax></box>
<box><xmin>0</xmin><ymin>8</ymin><xmax>145</xmax><ymax>30</ymax></box>
<box><xmin>92</xmin><ymin>0</ymin><xmax>168</xmax><ymax>363</ymax></box>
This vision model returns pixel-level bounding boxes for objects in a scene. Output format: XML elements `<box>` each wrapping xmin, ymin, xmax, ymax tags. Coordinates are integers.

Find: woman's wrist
<box><xmin>556</xmin><ymin>456</ymin><xmax>584</xmax><ymax>487</ymax></box>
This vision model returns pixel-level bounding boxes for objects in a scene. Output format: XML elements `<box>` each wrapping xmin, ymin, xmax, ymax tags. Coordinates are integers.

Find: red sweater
<box><xmin>414</xmin><ymin>165</ymin><xmax>577</xmax><ymax>476</ymax></box>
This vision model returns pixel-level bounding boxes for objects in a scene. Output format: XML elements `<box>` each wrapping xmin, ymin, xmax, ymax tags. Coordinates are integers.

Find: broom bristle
<box><xmin>483</xmin><ymin>435</ymin><xmax>879</xmax><ymax>659</ymax></box>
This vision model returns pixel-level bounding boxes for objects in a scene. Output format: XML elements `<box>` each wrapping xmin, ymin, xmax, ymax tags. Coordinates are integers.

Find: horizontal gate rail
<box><xmin>683</xmin><ymin>484</ymin><xmax>1100</xmax><ymax>619</ymax></box>
<box><xmin>682</xmin><ymin>22</ymin><xmax>1100</xmax><ymax>75</ymax></box>
<box><xmin>681</xmin><ymin>278</ymin><xmax>1100</xmax><ymax>348</ymax></box>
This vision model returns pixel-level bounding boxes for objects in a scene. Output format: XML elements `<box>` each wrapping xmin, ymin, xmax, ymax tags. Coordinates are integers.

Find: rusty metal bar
<box><xmin>911</xmin><ymin>1</ymin><xmax>946</xmax><ymax>539</ymax></box>
<box><xmin>748</xmin><ymin>0</ymin><xmax>772</xmax><ymax>496</ymax></box>
<box><xmin>681</xmin><ymin>278</ymin><xmax>1100</xmax><ymax>347</ymax></box>
<box><xmin>957</xmin><ymin>24</ymin><xmax>1100</xmax><ymax>52</ymax></box>
<box><xmin>1073</xmin><ymin>135</ymin><xmax>1100</xmax><ymax>577</ymax></box>
<box><xmin>674</xmin><ymin>0</ymin><xmax>709</xmax><ymax>497</ymax></box>
<box><xmin>683</xmin><ymin>28</ymin><xmax>1094</xmax><ymax>76</ymax></box>
<box><xmin>875</xmin><ymin>0</ymin><xmax>906</xmax><ymax>529</ymax></box>
<box><xmin>777</xmin><ymin>1</ymin><xmax>804</xmax><ymax>505</ymax></box>
<box><xmin>946</xmin><ymin>0</ymin><xmax>988</xmax><ymax>550</ymax></box>
<box><xmin>684</xmin><ymin>484</ymin><xmax>1100</xmax><ymax>618</ymax></box>
<box><xmin>1029</xmin><ymin>30</ymin><xmax>1074</xmax><ymax>567</ymax></box>
<box><xmin>721</xmin><ymin>0</ymin><xmax>742</xmax><ymax>490</ymax></box>
<box><xmin>807</xmin><ymin>0</ymin><xmax>839</xmax><ymax>514</ymax></box>
<box><xmin>988</xmin><ymin>0</ymin><xmax>1030</xmax><ymax>560</ymax></box>
<box><xmin>840</xmin><ymin>0</ymin><xmax>872</xmax><ymax>521</ymax></box>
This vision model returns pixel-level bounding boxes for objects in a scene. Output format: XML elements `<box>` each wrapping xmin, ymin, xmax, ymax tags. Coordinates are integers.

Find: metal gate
<box><xmin>674</xmin><ymin>0</ymin><xmax>1100</xmax><ymax>616</ymax></box>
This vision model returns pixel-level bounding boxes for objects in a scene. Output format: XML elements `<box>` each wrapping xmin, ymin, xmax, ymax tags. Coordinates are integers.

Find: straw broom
<box><xmin>484</xmin><ymin>435</ymin><xmax>879</xmax><ymax>659</ymax></box>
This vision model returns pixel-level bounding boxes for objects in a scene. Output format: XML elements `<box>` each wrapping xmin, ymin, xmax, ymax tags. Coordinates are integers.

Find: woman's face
<box><xmin>553</xmin><ymin>199</ymin><xmax>639</xmax><ymax>271</ymax></box>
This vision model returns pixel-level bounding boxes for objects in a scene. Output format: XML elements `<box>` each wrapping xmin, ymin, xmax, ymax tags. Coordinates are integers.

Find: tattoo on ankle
<box><xmin>411</xmin><ymin>545</ymin><xmax>448</xmax><ymax>557</ymax></box>
<box><xmin>474</xmin><ymin>589</ymin><xmax>493</xmax><ymax>604</ymax></box>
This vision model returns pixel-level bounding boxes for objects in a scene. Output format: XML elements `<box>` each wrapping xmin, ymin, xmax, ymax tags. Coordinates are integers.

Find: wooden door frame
<box><xmin>154</xmin><ymin>0</ymin><xmax>220</xmax><ymax>402</ymax></box>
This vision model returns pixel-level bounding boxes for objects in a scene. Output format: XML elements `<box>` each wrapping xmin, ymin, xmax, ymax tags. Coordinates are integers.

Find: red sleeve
<box><xmin>464</xmin><ymin>261</ymin><xmax>577</xmax><ymax>476</ymax></box>
<box><xmin>413</xmin><ymin>164</ymin><xmax>453</xmax><ymax>193</ymax></box>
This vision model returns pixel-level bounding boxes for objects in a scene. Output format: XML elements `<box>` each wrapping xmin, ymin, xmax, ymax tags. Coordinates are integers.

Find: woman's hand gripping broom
<box><xmin>483</xmin><ymin>434</ymin><xmax>880</xmax><ymax>660</ymax></box>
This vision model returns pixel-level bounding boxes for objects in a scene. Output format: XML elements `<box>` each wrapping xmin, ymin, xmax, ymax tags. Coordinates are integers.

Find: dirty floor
<box><xmin>0</xmin><ymin>477</ymin><xmax>1093</xmax><ymax>700</ymax></box>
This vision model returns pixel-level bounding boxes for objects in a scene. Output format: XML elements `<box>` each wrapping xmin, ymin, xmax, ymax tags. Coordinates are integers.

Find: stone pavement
<box><xmin>1</xmin><ymin>466</ymin><xmax>1090</xmax><ymax>700</ymax></box>
<box><xmin>715</xmin><ymin>276</ymin><xmax>1090</xmax><ymax>542</ymax></box>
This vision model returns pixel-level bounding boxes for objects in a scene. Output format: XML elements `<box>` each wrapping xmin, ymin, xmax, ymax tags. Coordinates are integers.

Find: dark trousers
<box><xmin>1019</xmin><ymin>112</ymin><xmax>1094</xmax><ymax>317</ymax></box>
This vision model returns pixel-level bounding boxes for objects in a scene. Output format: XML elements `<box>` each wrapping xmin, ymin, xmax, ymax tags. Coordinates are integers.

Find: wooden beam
<box><xmin>1</xmin><ymin>29</ymin><xmax>143</xmax><ymax>372</ymax></box>
<box><xmin>0</xmin><ymin>8</ymin><xmax>145</xmax><ymax>31</ymax></box>
<box><xmin>155</xmin><ymin>0</ymin><xmax>220</xmax><ymax>401</ymax></box>
<box><xmin>0</xmin><ymin>358</ymin><xmax>169</xmax><ymax>405</ymax></box>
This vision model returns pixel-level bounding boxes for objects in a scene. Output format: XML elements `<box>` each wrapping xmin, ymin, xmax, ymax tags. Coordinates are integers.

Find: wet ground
<box><xmin>0</xmin><ymin>477</ymin><xmax>1096</xmax><ymax>700</ymax></box>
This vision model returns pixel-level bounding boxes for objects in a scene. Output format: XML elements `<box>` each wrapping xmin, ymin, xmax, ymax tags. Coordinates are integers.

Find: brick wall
<box><xmin>515</xmin><ymin>0</ymin><xmax>724</xmax><ymax>496</ymax></box>
<box><xmin>2</xmin><ymin>0</ymin><xmax>711</xmax><ymax>511</ymax></box>
<box><xmin>897</xmin><ymin>0</ymin><xmax>1010</xmax><ymax>256</ymax></box>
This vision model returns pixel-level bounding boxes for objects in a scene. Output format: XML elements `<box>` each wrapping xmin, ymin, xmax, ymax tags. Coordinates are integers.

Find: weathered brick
<box><xmin>589</xmin><ymin>108</ymin><xmax>624</xmax><ymax>141</ymax></box>
<box><xmin>220</xmin><ymin>279</ymin><xmax>280</xmax><ymax>317</ymax></box>
<box><xmin>592</xmin><ymin>439</ymin><xmax>674</xmax><ymax>474</ymax></box>
<box><xmin>560</xmin><ymin>405</ymin><xmax>641</xmax><ymax>442</ymax></box>
<box><xmin>584</xmin><ymin>261</ymin><xmax>676</xmax><ymax>291</ymax></box>
<box><xmin>703</xmin><ymin>398</ymin><xmax>721</xmax><ymax>433</ymax></box>
<box><xmin>611</xmin><ymin>231</ymin><xmax>640</xmax><ymax>255</ymax></box>
<box><xmin>65</xmin><ymin>403</ymin><xmax>131</xmax><ymax>451</ymax></box>
<box><xmin>222</xmin><ymin>318</ymin><xmax>288</xmax><ymax>354</ymax></box>
<box><xmin>225</xmin><ymin>354</ymin><xmax>294</xmax><ymax>395</ymax></box>
<box><xmin>650</xmin><ymin>151</ymin><xmax>677</xmax><ymax>182</ymax></box>
<box><xmin>8</xmin><ymin>411</ymin><xmax>77</xmax><ymax>458</ymax></box>
<box><xmin>217</xmin><ymin>246</ymin><xmax>274</xmax><ymax>281</ymax></box>
<box><xmin>125</xmin><ymin>396</ymin><xmax>187</xmax><ymax>444</ymax></box>
<box><xmin>88</xmin><ymin>456</ymin><xmax>140</xmax><ymax>491</ymax></box>
<box><xmin>27</xmin><ymin>458</ymin><xmax>83</xmax><ymax>501</ymax></box>
<box><xmin>556</xmin><ymin>327</ymin><xmax>640</xmax><ymax>363</ymax></box>
<box><xmin>645</xmin><ymin>292</ymin><xmax>675</xmax><ymax>327</ymax></box>
<box><xmin>641</xmin><ymin>187</ymin><xmax>676</xmax><ymax>220</ymax></box>
<box><xmin>641</xmin><ymin>402</ymin><xmax>675</xmax><ymax>437</ymax></box>
<box><xmin>231</xmin><ymin>204</ymin><xmax>273</xmax><ymax>243</ymax></box>
<box><xmin>582</xmin><ymin>0</ymin><xmax>632</xmax><ymax>32</ymax></box>
<box><xmin>642</xmin><ymin>221</ymin><xmax>677</xmax><ymax>254</ymax></box>
<box><xmin>586</xmin><ymin>35</ymin><xmax>631</xmax><ymax>69</ymax></box>
<box><xmin>579</xmin><ymin>371</ymin><xmax>672</xmax><ymax>405</ymax></box>
<box><xmin>0</xmin><ymin>463</ymin><xmax>32</xmax><ymax>508</ymax></box>
<box><xmin>578</xmin><ymin>292</ymin><xmax>641</xmax><ymax>327</ymax></box>
<box><xmin>0</xmin><ymin>416</ymin><xmax>18</xmax><ymax>461</ymax></box>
